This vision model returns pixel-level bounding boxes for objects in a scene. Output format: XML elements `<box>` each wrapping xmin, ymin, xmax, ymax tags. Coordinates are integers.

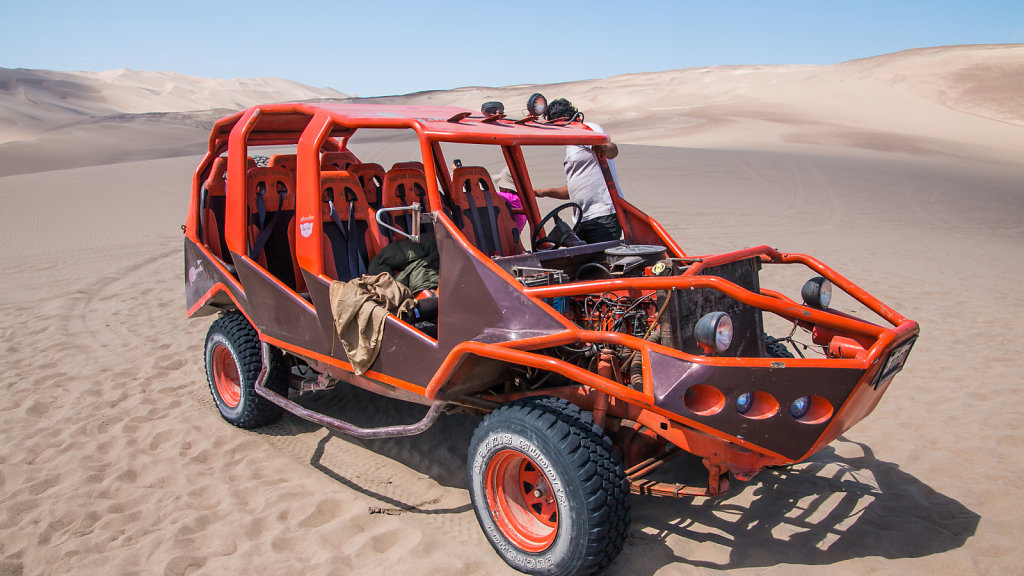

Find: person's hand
<box><xmin>534</xmin><ymin>186</ymin><xmax>569</xmax><ymax>200</ymax></box>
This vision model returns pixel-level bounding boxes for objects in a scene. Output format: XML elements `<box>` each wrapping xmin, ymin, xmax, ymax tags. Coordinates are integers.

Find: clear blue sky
<box><xmin>3</xmin><ymin>0</ymin><xmax>1021</xmax><ymax>97</ymax></box>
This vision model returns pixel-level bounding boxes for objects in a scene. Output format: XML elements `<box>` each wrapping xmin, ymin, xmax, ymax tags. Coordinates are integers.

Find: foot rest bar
<box><xmin>254</xmin><ymin>342</ymin><xmax>445</xmax><ymax>439</ymax></box>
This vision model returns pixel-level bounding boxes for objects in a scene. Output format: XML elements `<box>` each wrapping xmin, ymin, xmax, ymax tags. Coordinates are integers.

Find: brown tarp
<box><xmin>329</xmin><ymin>273</ymin><xmax>415</xmax><ymax>375</ymax></box>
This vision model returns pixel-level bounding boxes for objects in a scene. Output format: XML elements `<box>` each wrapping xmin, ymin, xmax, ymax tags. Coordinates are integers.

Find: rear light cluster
<box><xmin>684</xmin><ymin>385</ymin><xmax>834</xmax><ymax>424</ymax></box>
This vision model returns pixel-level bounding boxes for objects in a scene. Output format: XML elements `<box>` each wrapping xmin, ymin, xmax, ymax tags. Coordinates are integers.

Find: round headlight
<box><xmin>527</xmin><ymin>93</ymin><xmax>547</xmax><ymax>117</ymax></box>
<box><xmin>695</xmin><ymin>312</ymin><xmax>733</xmax><ymax>354</ymax></box>
<box><xmin>801</xmin><ymin>277</ymin><xmax>832</xmax><ymax>309</ymax></box>
<box><xmin>736</xmin><ymin>392</ymin><xmax>753</xmax><ymax>414</ymax></box>
<box><xmin>481</xmin><ymin>101</ymin><xmax>505</xmax><ymax>116</ymax></box>
<box><xmin>790</xmin><ymin>396</ymin><xmax>810</xmax><ymax>419</ymax></box>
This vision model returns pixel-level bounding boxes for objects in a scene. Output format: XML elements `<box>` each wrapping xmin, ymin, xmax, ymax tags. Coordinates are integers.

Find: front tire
<box><xmin>765</xmin><ymin>334</ymin><xmax>796</xmax><ymax>359</ymax></box>
<box><xmin>204</xmin><ymin>313</ymin><xmax>287</xmax><ymax>429</ymax></box>
<box><xmin>468</xmin><ymin>397</ymin><xmax>630</xmax><ymax>576</ymax></box>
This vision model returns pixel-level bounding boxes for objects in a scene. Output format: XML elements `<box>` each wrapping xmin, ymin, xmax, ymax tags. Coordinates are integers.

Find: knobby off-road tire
<box><xmin>204</xmin><ymin>313</ymin><xmax>288</xmax><ymax>429</ymax></box>
<box><xmin>468</xmin><ymin>397</ymin><xmax>630</xmax><ymax>576</ymax></box>
<box><xmin>765</xmin><ymin>334</ymin><xmax>796</xmax><ymax>359</ymax></box>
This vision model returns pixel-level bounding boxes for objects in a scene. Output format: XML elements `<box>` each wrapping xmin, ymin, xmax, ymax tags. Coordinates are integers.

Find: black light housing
<box><xmin>527</xmin><ymin>93</ymin><xmax>547</xmax><ymax>117</ymax></box>
<box><xmin>694</xmin><ymin>311</ymin><xmax>733</xmax><ymax>354</ymax></box>
<box><xmin>801</xmin><ymin>276</ymin><xmax>832</xmax><ymax>309</ymax></box>
<box><xmin>481</xmin><ymin>101</ymin><xmax>505</xmax><ymax>116</ymax></box>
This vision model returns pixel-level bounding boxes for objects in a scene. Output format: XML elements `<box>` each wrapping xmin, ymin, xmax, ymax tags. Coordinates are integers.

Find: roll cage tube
<box><xmin>292</xmin><ymin>111</ymin><xmax>448</xmax><ymax>277</ymax></box>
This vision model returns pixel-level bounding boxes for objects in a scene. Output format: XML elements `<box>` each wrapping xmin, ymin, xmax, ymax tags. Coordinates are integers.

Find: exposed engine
<box><xmin>508</xmin><ymin>244</ymin><xmax>772</xmax><ymax>390</ymax></box>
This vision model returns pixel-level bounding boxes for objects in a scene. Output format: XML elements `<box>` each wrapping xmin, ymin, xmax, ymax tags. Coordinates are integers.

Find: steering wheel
<box><xmin>531</xmin><ymin>202</ymin><xmax>583</xmax><ymax>251</ymax></box>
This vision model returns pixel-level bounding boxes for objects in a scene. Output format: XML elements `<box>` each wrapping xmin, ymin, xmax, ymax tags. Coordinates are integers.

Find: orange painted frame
<box><xmin>185</xmin><ymin>103</ymin><xmax>920</xmax><ymax>468</ymax></box>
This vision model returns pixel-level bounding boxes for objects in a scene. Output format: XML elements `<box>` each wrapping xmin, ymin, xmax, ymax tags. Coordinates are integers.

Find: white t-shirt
<box><xmin>564</xmin><ymin>121</ymin><xmax>623</xmax><ymax>222</ymax></box>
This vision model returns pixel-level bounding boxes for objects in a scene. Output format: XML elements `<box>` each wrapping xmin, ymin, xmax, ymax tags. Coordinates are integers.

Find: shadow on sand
<box><xmin>259</xmin><ymin>386</ymin><xmax>978</xmax><ymax>570</ymax></box>
<box><xmin>258</xmin><ymin>384</ymin><xmax>478</xmax><ymax>515</ymax></box>
<box><xmin>611</xmin><ymin>437</ymin><xmax>979</xmax><ymax>573</ymax></box>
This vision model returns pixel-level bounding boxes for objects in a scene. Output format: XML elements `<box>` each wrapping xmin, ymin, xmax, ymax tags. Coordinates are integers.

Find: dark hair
<box><xmin>544</xmin><ymin>98</ymin><xmax>578</xmax><ymax>121</ymax></box>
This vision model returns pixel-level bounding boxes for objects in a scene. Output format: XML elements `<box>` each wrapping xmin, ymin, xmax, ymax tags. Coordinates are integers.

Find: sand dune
<box><xmin>354</xmin><ymin>44</ymin><xmax>1024</xmax><ymax>163</ymax></box>
<box><xmin>1</xmin><ymin>45</ymin><xmax>1023</xmax><ymax>575</ymax></box>
<box><xmin>0</xmin><ymin>68</ymin><xmax>346</xmax><ymax>176</ymax></box>
<box><xmin>4</xmin><ymin>45</ymin><xmax>1020</xmax><ymax>175</ymax></box>
<box><xmin>0</xmin><ymin>67</ymin><xmax>346</xmax><ymax>145</ymax></box>
<box><xmin>838</xmin><ymin>44</ymin><xmax>1024</xmax><ymax>126</ymax></box>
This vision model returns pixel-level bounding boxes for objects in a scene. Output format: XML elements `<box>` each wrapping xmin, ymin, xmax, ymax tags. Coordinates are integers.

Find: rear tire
<box><xmin>468</xmin><ymin>397</ymin><xmax>630</xmax><ymax>576</ymax></box>
<box><xmin>204</xmin><ymin>313</ymin><xmax>287</xmax><ymax>429</ymax></box>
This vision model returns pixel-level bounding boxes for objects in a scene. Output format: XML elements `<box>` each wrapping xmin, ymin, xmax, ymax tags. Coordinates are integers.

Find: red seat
<box><xmin>380</xmin><ymin>167</ymin><xmax>431</xmax><ymax>241</ymax></box>
<box><xmin>391</xmin><ymin>161</ymin><xmax>424</xmax><ymax>172</ymax></box>
<box><xmin>201</xmin><ymin>157</ymin><xmax>228</xmax><ymax>261</ymax></box>
<box><xmin>246</xmin><ymin>166</ymin><xmax>305</xmax><ymax>292</ymax></box>
<box><xmin>348</xmin><ymin>163</ymin><xmax>386</xmax><ymax>210</ymax></box>
<box><xmin>451</xmin><ymin>166</ymin><xmax>520</xmax><ymax>257</ymax></box>
<box><xmin>320</xmin><ymin>150</ymin><xmax>360</xmax><ymax>172</ymax></box>
<box><xmin>270</xmin><ymin>154</ymin><xmax>296</xmax><ymax>171</ymax></box>
<box><xmin>320</xmin><ymin>171</ymin><xmax>385</xmax><ymax>281</ymax></box>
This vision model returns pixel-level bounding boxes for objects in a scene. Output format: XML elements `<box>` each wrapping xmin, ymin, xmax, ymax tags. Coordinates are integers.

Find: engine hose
<box><xmin>630</xmin><ymin>329</ymin><xmax>661</xmax><ymax>389</ymax></box>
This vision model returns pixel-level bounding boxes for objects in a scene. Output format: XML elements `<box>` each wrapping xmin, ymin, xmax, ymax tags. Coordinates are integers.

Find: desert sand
<box><xmin>1</xmin><ymin>44</ymin><xmax>1023</xmax><ymax>575</ymax></box>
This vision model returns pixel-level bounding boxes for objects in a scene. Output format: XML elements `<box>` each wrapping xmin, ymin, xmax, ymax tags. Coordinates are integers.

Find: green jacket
<box><xmin>367</xmin><ymin>233</ymin><xmax>439</xmax><ymax>293</ymax></box>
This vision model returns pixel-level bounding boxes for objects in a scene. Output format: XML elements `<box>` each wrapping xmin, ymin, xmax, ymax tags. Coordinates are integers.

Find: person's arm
<box><xmin>534</xmin><ymin>186</ymin><xmax>569</xmax><ymax>200</ymax></box>
<box><xmin>594</xmin><ymin>142</ymin><xmax>618</xmax><ymax>159</ymax></box>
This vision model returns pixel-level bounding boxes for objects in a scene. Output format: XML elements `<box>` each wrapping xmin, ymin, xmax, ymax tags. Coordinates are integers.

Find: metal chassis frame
<box><xmin>183</xmin><ymin>103</ymin><xmax>920</xmax><ymax>494</ymax></box>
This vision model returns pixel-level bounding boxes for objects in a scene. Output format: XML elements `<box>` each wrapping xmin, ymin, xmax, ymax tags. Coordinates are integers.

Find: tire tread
<box><xmin>204</xmin><ymin>313</ymin><xmax>287</xmax><ymax>429</ymax></box>
<box><xmin>473</xmin><ymin>396</ymin><xmax>630</xmax><ymax>575</ymax></box>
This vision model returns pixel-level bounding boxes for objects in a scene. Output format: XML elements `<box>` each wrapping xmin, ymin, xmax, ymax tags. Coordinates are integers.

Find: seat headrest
<box><xmin>391</xmin><ymin>161</ymin><xmax>424</xmax><ymax>172</ymax></box>
<box><xmin>321</xmin><ymin>150</ymin><xmax>360</xmax><ymax>171</ymax></box>
<box><xmin>247</xmin><ymin>166</ymin><xmax>294</xmax><ymax>188</ymax></box>
<box><xmin>320</xmin><ymin>171</ymin><xmax>368</xmax><ymax>205</ymax></box>
<box><xmin>452</xmin><ymin>166</ymin><xmax>495</xmax><ymax>192</ymax></box>
<box><xmin>270</xmin><ymin>154</ymin><xmax>296</xmax><ymax>170</ymax></box>
<box><xmin>204</xmin><ymin>157</ymin><xmax>228</xmax><ymax>193</ymax></box>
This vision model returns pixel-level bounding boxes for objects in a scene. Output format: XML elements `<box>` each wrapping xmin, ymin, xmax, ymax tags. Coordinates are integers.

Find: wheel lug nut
<box><xmin>533</xmin><ymin>489</ymin><xmax>543</xmax><ymax>498</ymax></box>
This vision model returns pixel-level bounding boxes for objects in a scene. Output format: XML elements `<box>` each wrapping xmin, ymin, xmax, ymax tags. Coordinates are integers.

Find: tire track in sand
<box><xmin>55</xmin><ymin>244</ymin><xmax>499</xmax><ymax>571</ymax></box>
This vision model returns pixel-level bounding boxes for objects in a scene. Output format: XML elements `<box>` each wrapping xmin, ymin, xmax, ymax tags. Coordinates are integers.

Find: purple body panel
<box><xmin>189</xmin><ymin>221</ymin><xmax>566</xmax><ymax>393</ymax></box>
<box><xmin>189</xmin><ymin>233</ymin><xmax>875</xmax><ymax>461</ymax></box>
<box><xmin>184</xmin><ymin>239</ymin><xmax>245</xmax><ymax>315</ymax></box>
<box><xmin>648</xmin><ymin>350</ymin><xmax>865</xmax><ymax>460</ymax></box>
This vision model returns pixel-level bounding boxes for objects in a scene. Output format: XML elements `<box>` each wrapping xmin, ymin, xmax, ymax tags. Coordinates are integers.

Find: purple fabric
<box><xmin>497</xmin><ymin>188</ymin><xmax>528</xmax><ymax>230</ymax></box>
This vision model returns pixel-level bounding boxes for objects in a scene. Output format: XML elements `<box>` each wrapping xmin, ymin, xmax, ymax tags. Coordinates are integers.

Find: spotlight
<box><xmin>481</xmin><ymin>101</ymin><xmax>504</xmax><ymax>116</ymax></box>
<box><xmin>694</xmin><ymin>312</ymin><xmax>733</xmax><ymax>354</ymax></box>
<box><xmin>527</xmin><ymin>93</ymin><xmax>547</xmax><ymax>117</ymax></box>
<box><xmin>801</xmin><ymin>276</ymin><xmax>832</xmax><ymax>309</ymax></box>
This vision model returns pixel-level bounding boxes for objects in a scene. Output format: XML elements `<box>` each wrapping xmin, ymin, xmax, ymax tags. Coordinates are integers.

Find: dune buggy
<box><xmin>183</xmin><ymin>96</ymin><xmax>918</xmax><ymax>576</ymax></box>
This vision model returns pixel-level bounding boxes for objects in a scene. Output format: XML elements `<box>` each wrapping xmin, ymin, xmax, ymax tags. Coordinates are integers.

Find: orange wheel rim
<box><xmin>484</xmin><ymin>449</ymin><xmax>558</xmax><ymax>552</ymax></box>
<box><xmin>212</xmin><ymin>345</ymin><xmax>241</xmax><ymax>408</ymax></box>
